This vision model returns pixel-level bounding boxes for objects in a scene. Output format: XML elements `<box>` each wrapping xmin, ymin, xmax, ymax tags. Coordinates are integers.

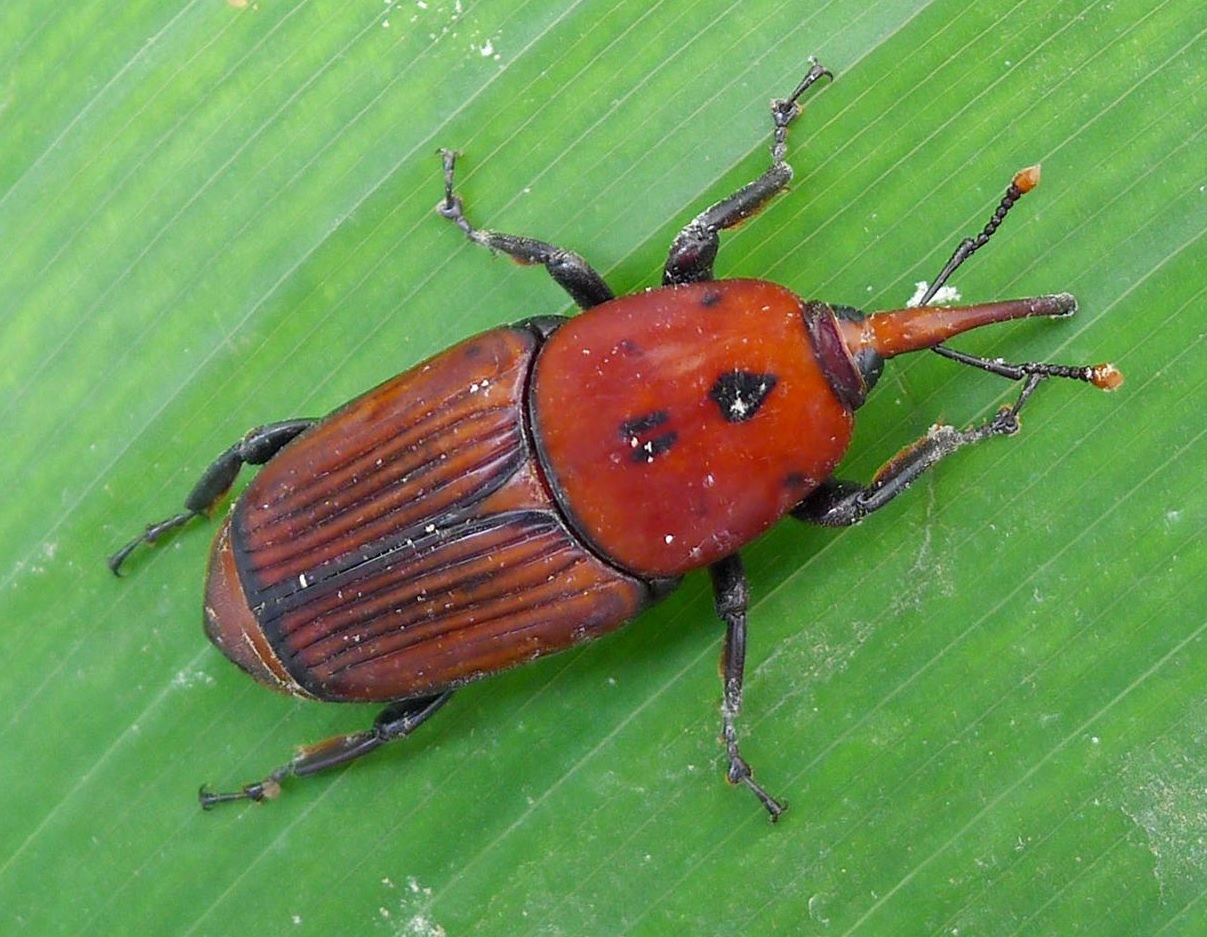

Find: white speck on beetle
<box><xmin>298</xmin><ymin>573</ymin><xmax>309</xmax><ymax>588</ymax></box>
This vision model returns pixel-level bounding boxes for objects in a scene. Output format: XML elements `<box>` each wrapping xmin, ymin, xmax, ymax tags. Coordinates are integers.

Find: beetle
<box><xmin>110</xmin><ymin>60</ymin><xmax>1120</xmax><ymax>819</ymax></box>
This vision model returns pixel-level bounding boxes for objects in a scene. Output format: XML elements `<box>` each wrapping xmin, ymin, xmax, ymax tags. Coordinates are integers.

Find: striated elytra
<box><xmin>110</xmin><ymin>60</ymin><xmax>1120</xmax><ymax>819</ymax></box>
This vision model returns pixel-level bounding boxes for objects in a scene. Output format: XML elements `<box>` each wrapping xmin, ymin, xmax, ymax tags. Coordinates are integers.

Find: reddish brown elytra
<box><xmin>111</xmin><ymin>60</ymin><xmax>1119</xmax><ymax>819</ymax></box>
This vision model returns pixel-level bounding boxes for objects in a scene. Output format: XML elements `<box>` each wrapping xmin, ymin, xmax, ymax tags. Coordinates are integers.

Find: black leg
<box><xmin>198</xmin><ymin>692</ymin><xmax>454</xmax><ymax>809</ymax></box>
<box><xmin>436</xmin><ymin>149</ymin><xmax>615</xmax><ymax>310</ymax></box>
<box><xmin>709</xmin><ymin>554</ymin><xmax>787</xmax><ymax>821</ymax></box>
<box><xmin>793</xmin><ymin>376</ymin><xmax>1048</xmax><ymax>527</ymax></box>
<box><xmin>108</xmin><ymin>419</ymin><xmax>316</xmax><ymax>574</ymax></box>
<box><xmin>662</xmin><ymin>58</ymin><xmax>831</xmax><ymax>286</ymax></box>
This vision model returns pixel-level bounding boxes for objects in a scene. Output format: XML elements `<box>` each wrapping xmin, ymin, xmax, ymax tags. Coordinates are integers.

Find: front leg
<box><xmin>663</xmin><ymin>59</ymin><xmax>831</xmax><ymax>285</ymax></box>
<box><xmin>710</xmin><ymin>554</ymin><xmax>787</xmax><ymax>821</ymax></box>
<box><xmin>793</xmin><ymin>399</ymin><xmax>1028</xmax><ymax>528</ymax></box>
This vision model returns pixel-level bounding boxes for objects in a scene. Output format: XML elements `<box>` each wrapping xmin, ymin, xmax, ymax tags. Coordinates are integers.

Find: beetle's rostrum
<box><xmin>110</xmin><ymin>59</ymin><xmax>1120</xmax><ymax>819</ymax></box>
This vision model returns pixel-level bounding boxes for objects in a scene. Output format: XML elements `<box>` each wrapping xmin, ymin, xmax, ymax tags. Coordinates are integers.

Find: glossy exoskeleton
<box><xmin>110</xmin><ymin>60</ymin><xmax>1120</xmax><ymax>818</ymax></box>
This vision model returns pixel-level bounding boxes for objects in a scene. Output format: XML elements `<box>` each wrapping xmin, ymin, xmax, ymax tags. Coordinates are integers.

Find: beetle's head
<box><xmin>804</xmin><ymin>292</ymin><xmax>1119</xmax><ymax>410</ymax></box>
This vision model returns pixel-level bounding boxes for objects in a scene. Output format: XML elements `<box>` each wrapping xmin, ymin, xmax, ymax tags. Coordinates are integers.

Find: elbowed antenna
<box><xmin>914</xmin><ymin>165</ymin><xmax>1043</xmax><ymax>308</ymax></box>
<box><xmin>834</xmin><ymin>163</ymin><xmax>1122</xmax><ymax>394</ymax></box>
<box><xmin>837</xmin><ymin>293</ymin><xmax>1121</xmax><ymax>392</ymax></box>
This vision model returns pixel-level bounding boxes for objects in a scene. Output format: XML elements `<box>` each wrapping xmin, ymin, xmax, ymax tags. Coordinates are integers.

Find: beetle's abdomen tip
<box><xmin>204</xmin><ymin>522</ymin><xmax>309</xmax><ymax>699</ymax></box>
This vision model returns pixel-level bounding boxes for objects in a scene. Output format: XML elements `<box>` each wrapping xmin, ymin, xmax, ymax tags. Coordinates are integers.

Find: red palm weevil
<box><xmin>110</xmin><ymin>60</ymin><xmax>1121</xmax><ymax>819</ymax></box>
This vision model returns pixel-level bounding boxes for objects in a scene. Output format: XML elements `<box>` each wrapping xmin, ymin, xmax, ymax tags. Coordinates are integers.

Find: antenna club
<box><xmin>1014</xmin><ymin>164</ymin><xmax>1042</xmax><ymax>193</ymax></box>
<box><xmin>1091</xmin><ymin>362</ymin><xmax>1124</xmax><ymax>391</ymax></box>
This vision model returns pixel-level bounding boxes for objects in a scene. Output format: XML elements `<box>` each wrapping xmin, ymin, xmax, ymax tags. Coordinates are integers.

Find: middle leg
<box><xmin>710</xmin><ymin>553</ymin><xmax>787</xmax><ymax>821</ymax></box>
<box><xmin>437</xmin><ymin>149</ymin><xmax>615</xmax><ymax>310</ymax></box>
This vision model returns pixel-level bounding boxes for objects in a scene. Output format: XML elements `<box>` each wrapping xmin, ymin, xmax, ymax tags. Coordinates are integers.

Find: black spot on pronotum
<box><xmin>619</xmin><ymin>411</ymin><xmax>678</xmax><ymax>464</ymax></box>
<box><xmin>629</xmin><ymin>431</ymin><xmax>678</xmax><ymax>463</ymax></box>
<box><xmin>700</xmin><ymin>289</ymin><xmax>722</xmax><ymax>308</ymax></box>
<box><xmin>709</xmin><ymin>371</ymin><xmax>778</xmax><ymax>423</ymax></box>
<box><xmin>619</xmin><ymin>411</ymin><xmax>670</xmax><ymax>438</ymax></box>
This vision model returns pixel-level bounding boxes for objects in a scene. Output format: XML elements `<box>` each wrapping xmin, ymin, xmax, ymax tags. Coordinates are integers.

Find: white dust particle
<box><xmin>907</xmin><ymin>281</ymin><xmax>962</xmax><ymax>307</ymax></box>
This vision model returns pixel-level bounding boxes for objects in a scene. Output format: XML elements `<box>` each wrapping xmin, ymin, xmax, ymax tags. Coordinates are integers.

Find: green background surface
<box><xmin>3</xmin><ymin>0</ymin><xmax>1205</xmax><ymax>934</ymax></box>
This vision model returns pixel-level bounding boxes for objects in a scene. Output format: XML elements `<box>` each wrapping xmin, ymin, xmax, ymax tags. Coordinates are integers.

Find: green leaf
<box><xmin>3</xmin><ymin>0</ymin><xmax>1204</xmax><ymax>934</ymax></box>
